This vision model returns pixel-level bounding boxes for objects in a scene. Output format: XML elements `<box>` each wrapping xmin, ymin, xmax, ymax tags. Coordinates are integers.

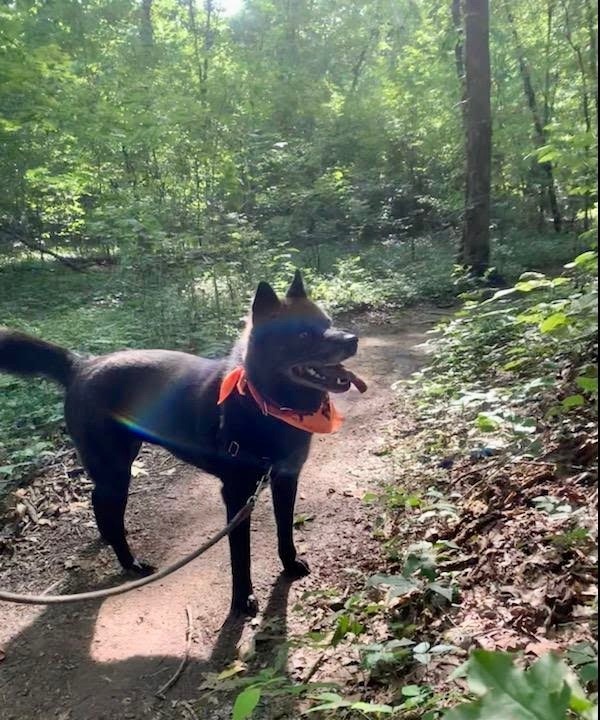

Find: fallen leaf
<box><xmin>131</xmin><ymin>462</ymin><xmax>148</xmax><ymax>478</ymax></box>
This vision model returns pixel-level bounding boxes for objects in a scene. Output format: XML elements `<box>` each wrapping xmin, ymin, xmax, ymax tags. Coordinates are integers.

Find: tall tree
<box><xmin>503</xmin><ymin>0</ymin><xmax>562</xmax><ymax>231</ymax></box>
<box><xmin>459</xmin><ymin>0</ymin><xmax>492</xmax><ymax>275</ymax></box>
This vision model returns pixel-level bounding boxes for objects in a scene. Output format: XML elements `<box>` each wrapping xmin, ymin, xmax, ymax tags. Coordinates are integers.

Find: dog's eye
<box><xmin>299</xmin><ymin>331</ymin><xmax>310</xmax><ymax>340</ymax></box>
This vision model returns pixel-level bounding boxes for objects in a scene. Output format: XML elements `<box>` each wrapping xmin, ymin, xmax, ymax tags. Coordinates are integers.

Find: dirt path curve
<box><xmin>0</xmin><ymin>308</ymin><xmax>444</xmax><ymax>720</ymax></box>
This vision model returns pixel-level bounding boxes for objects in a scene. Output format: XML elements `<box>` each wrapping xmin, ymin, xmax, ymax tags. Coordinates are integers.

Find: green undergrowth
<box><xmin>413</xmin><ymin>248</ymin><xmax>598</xmax><ymax>442</ymax></box>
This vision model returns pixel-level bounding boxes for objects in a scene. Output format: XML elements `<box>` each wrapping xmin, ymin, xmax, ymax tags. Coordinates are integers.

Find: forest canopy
<box><xmin>0</xmin><ymin>0</ymin><xmax>597</xmax><ymax>271</ymax></box>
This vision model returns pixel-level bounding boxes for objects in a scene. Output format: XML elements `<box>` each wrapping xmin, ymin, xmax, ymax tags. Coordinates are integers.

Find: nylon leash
<box><xmin>0</xmin><ymin>468</ymin><xmax>272</xmax><ymax>606</ymax></box>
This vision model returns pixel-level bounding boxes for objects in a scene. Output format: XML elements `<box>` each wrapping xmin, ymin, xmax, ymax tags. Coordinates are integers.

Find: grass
<box><xmin>0</xmin><ymin>229</ymin><xmax>576</xmax><ymax>494</ymax></box>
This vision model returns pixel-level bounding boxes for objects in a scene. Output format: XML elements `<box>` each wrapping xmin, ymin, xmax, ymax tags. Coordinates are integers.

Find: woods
<box><xmin>0</xmin><ymin>0</ymin><xmax>596</xmax><ymax>271</ymax></box>
<box><xmin>0</xmin><ymin>1</ymin><xmax>598</xmax><ymax>719</ymax></box>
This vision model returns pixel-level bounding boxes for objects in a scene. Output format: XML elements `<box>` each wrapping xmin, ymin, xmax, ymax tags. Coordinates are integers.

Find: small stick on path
<box><xmin>156</xmin><ymin>605</ymin><xmax>194</xmax><ymax>699</ymax></box>
<box><xmin>42</xmin><ymin>579</ymin><xmax>64</xmax><ymax>596</ymax></box>
<box><xmin>303</xmin><ymin>652</ymin><xmax>328</xmax><ymax>683</ymax></box>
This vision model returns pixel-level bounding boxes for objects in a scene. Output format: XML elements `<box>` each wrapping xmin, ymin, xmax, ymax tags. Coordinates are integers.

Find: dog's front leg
<box><xmin>271</xmin><ymin>473</ymin><xmax>310</xmax><ymax>578</ymax></box>
<box><xmin>222</xmin><ymin>479</ymin><xmax>258</xmax><ymax>617</ymax></box>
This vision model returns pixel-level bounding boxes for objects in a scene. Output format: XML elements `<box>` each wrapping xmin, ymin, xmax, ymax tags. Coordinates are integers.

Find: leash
<box><xmin>0</xmin><ymin>467</ymin><xmax>272</xmax><ymax>606</ymax></box>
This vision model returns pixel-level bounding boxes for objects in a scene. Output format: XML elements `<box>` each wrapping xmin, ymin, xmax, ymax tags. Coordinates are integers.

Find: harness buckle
<box><xmin>227</xmin><ymin>440</ymin><xmax>240</xmax><ymax>457</ymax></box>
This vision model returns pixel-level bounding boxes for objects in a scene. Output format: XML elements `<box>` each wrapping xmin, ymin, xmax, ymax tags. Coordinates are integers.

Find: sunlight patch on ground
<box><xmin>90</xmin><ymin>564</ymin><xmax>228</xmax><ymax>662</ymax></box>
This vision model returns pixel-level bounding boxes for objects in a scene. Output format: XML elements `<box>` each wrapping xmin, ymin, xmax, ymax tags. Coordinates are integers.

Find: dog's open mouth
<box><xmin>291</xmin><ymin>364</ymin><xmax>367</xmax><ymax>394</ymax></box>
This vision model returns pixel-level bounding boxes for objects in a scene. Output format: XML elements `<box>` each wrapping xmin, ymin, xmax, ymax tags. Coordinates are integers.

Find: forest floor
<box><xmin>0</xmin><ymin>307</ymin><xmax>447</xmax><ymax>720</ymax></box>
<box><xmin>1</xmin><ymin>304</ymin><xmax>596</xmax><ymax>720</ymax></box>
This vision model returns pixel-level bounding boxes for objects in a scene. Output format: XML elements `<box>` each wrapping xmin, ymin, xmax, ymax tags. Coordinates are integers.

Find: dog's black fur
<box><xmin>0</xmin><ymin>272</ymin><xmax>359</xmax><ymax>616</ymax></box>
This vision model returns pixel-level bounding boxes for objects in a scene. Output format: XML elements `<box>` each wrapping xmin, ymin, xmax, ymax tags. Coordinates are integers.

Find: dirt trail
<box><xmin>0</xmin><ymin>309</ymin><xmax>443</xmax><ymax>720</ymax></box>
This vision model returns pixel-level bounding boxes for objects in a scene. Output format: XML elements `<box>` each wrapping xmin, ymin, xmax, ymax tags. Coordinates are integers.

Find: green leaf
<box><xmin>367</xmin><ymin>574</ymin><xmax>419</xmax><ymax>598</ymax></box>
<box><xmin>528</xmin><ymin>653</ymin><xmax>569</xmax><ymax>694</ymax></box>
<box><xmin>430</xmin><ymin>644</ymin><xmax>458</xmax><ymax>654</ymax></box>
<box><xmin>562</xmin><ymin>394</ymin><xmax>585</xmax><ymax>410</ymax></box>
<box><xmin>575</xmin><ymin>376</ymin><xmax>598</xmax><ymax>393</ymax></box>
<box><xmin>413</xmin><ymin>642</ymin><xmax>431</xmax><ymax>654</ymax></box>
<box><xmin>539</xmin><ymin>313</ymin><xmax>569</xmax><ymax>333</ymax></box>
<box><xmin>217</xmin><ymin>661</ymin><xmax>246</xmax><ymax>680</ymax></box>
<box><xmin>484</xmin><ymin>287</ymin><xmax>517</xmax><ymax>303</ymax></box>
<box><xmin>427</xmin><ymin>582</ymin><xmax>454</xmax><ymax>602</ymax></box>
<box><xmin>331</xmin><ymin>613</ymin><xmax>364</xmax><ymax>646</ymax></box>
<box><xmin>332</xmin><ymin>614</ymin><xmax>351</xmax><ymax>646</ymax></box>
<box><xmin>444</xmin><ymin>651</ymin><xmax>573</xmax><ymax>720</ymax></box>
<box><xmin>515</xmin><ymin>278</ymin><xmax>551</xmax><ymax>292</ymax></box>
<box><xmin>567</xmin><ymin>643</ymin><xmax>597</xmax><ymax>667</ymax></box>
<box><xmin>538</xmin><ymin>150</ymin><xmax>560</xmax><ymax>163</ymax></box>
<box><xmin>232</xmin><ymin>686</ymin><xmax>261</xmax><ymax>720</ymax></box>
<box><xmin>475</xmin><ymin>413</ymin><xmax>503</xmax><ymax>432</ymax></box>
<box><xmin>565</xmin><ymin>251</ymin><xmax>598</xmax><ymax>271</ymax></box>
<box><xmin>519</xmin><ymin>272</ymin><xmax>547</xmax><ymax>281</ymax></box>
<box><xmin>503</xmin><ymin>357</ymin><xmax>529</xmax><ymax>371</ymax></box>
<box><xmin>304</xmin><ymin>692</ymin><xmax>347</xmax><ymax>713</ymax></box>
<box><xmin>350</xmin><ymin>701</ymin><xmax>394</xmax><ymax>713</ymax></box>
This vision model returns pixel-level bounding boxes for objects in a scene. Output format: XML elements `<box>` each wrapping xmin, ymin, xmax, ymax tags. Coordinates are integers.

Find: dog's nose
<box><xmin>341</xmin><ymin>332</ymin><xmax>358</xmax><ymax>355</ymax></box>
<box><xmin>324</xmin><ymin>329</ymin><xmax>359</xmax><ymax>354</ymax></box>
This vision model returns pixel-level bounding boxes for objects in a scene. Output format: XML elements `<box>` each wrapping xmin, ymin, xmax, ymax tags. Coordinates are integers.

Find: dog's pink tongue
<box><xmin>348</xmin><ymin>371</ymin><xmax>367</xmax><ymax>394</ymax></box>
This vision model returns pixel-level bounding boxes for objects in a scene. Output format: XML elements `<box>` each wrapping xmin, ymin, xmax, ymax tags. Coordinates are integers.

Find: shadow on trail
<box><xmin>0</xmin><ymin>570</ymin><xmax>296</xmax><ymax>720</ymax></box>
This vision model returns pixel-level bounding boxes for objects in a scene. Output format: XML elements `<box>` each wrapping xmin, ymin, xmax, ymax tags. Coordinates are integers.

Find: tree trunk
<box><xmin>504</xmin><ymin>0</ymin><xmax>562</xmax><ymax>232</ymax></box>
<box><xmin>202</xmin><ymin>0</ymin><xmax>214</xmax><ymax>94</ymax></box>
<box><xmin>2</xmin><ymin>228</ymin><xmax>84</xmax><ymax>272</ymax></box>
<box><xmin>562</xmin><ymin>0</ymin><xmax>593</xmax><ymax>230</ymax></box>
<box><xmin>187</xmin><ymin>0</ymin><xmax>204</xmax><ymax>92</ymax></box>
<box><xmin>451</xmin><ymin>0</ymin><xmax>468</xmax><ymax>260</ymax></box>
<box><xmin>460</xmin><ymin>0</ymin><xmax>492</xmax><ymax>275</ymax></box>
<box><xmin>584</xmin><ymin>0</ymin><xmax>598</xmax><ymax>123</ymax></box>
<box><xmin>140</xmin><ymin>0</ymin><xmax>154</xmax><ymax>49</ymax></box>
<box><xmin>543</xmin><ymin>1</ymin><xmax>556</xmax><ymax>128</ymax></box>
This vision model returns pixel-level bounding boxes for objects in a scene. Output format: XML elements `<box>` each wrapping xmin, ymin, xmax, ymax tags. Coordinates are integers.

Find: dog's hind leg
<box><xmin>271</xmin><ymin>473</ymin><xmax>310</xmax><ymax>579</ymax></box>
<box><xmin>90</xmin><ymin>472</ymin><xmax>154</xmax><ymax>576</ymax></box>
<box><xmin>77</xmin><ymin>434</ymin><xmax>152</xmax><ymax>576</ymax></box>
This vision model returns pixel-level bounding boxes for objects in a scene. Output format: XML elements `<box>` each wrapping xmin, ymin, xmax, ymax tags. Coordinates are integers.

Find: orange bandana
<box><xmin>218</xmin><ymin>366</ymin><xmax>343</xmax><ymax>434</ymax></box>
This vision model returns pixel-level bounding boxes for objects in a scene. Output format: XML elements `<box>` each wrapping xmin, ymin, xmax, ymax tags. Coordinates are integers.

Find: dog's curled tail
<box><xmin>0</xmin><ymin>328</ymin><xmax>77</xmax><ymax>387</ymax></box>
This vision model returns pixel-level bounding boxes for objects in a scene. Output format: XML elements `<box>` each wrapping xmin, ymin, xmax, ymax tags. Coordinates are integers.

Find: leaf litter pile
<box><xmin>0</xmin><ymin>446</ymin><xmax>93</xmax><ymax>576</ymax></box>
<box><xmin>0</xmin><ymin>446</ymin><xmax>170</xmax><ymax>594</ymax></box>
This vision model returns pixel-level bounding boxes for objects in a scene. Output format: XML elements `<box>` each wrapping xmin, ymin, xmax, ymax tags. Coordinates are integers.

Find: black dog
<box><xmin>0</xmin><ymin>271</ymin><xmax>366</xmax><ymax>615</ymax></box>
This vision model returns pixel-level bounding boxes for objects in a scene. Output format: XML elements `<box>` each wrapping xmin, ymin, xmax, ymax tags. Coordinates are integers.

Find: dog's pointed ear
<box><xmin>252</xmin><ymin>281</ymin><xmax>281</xmax><ymax>321</ymax></box>
<box><xmin>286</xmin><ymin>269</ymin><xmax>307</xmax><ymax>299</ymax></box>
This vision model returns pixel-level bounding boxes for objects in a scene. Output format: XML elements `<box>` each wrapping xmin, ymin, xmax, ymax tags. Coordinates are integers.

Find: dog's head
<box><xmin>245</xmin><ymin>271</ymin><xmax>365</xmax><ymax>395</ymax></box>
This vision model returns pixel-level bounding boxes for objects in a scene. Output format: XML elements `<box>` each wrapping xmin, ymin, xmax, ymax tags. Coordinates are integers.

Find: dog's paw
<box><xmin>283</xmin><ymin>557</ymin><xmax>311</xmax><ymax>579</ymax></box>
<box><xmin>125</xmin><ymin>559</ymin><xmax>156</xmax><ymax>577</ymax></box>
<box><xmin>230</xmin><ymin>594</ymin><xmax>259</xmax><ymax>618</ymax></box>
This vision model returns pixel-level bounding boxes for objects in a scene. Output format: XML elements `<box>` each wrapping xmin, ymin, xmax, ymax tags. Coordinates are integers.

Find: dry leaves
<box><xmin>0</xmin><ymin>450</ymin><xmax>92</xmax><ymax>553</ymax></box>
